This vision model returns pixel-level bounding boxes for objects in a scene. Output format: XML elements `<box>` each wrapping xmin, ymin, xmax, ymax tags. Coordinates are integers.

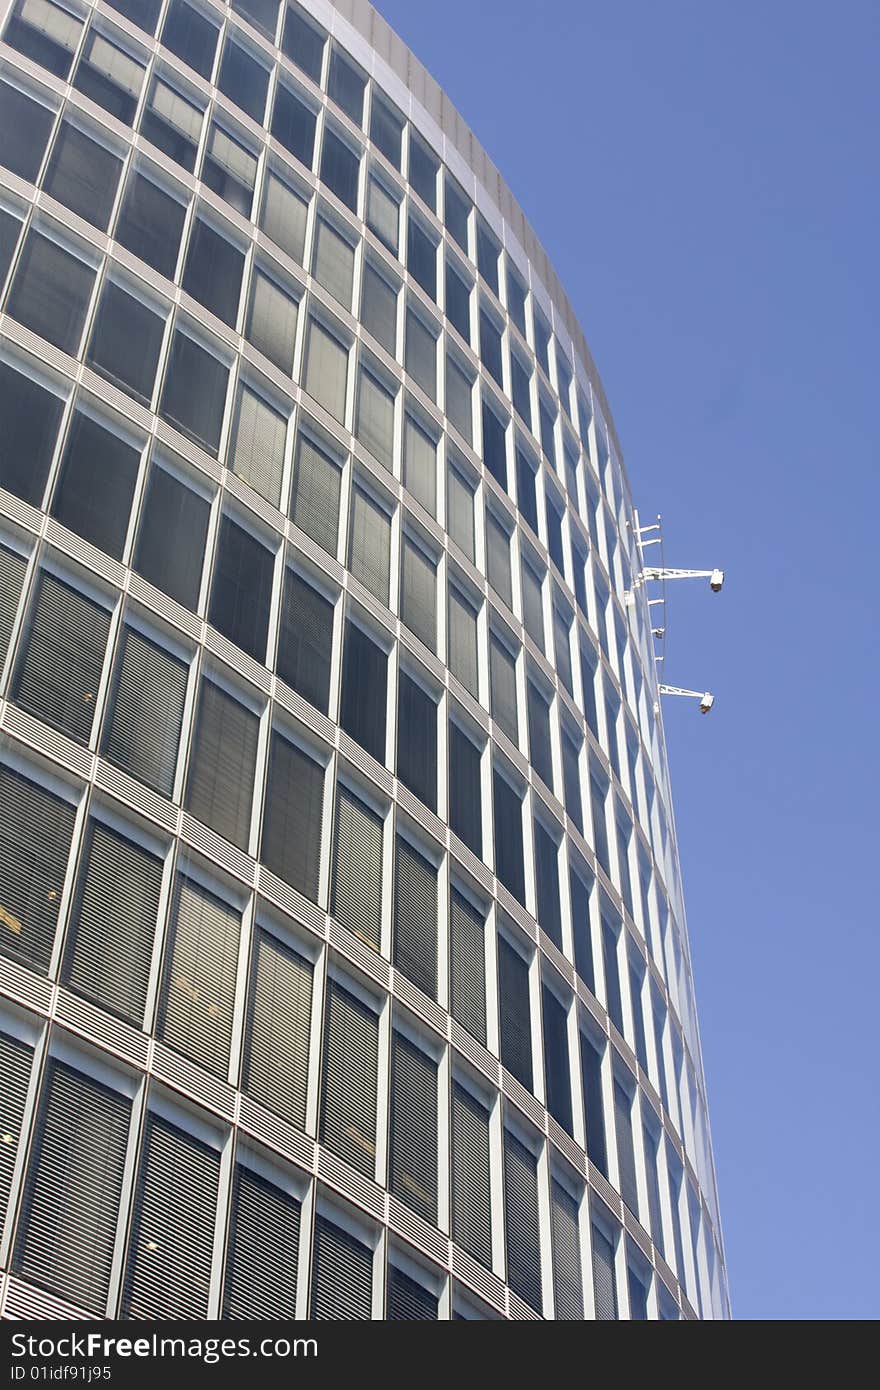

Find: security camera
<box><xmin>709</xmin><ymin>569</ymin><xmax>724</xmax><ymax>593</ymax></box>
<box><xmin>699</xmin><ymin>693</ymin><xmax>715</xmax><ymax>714</ymax></box>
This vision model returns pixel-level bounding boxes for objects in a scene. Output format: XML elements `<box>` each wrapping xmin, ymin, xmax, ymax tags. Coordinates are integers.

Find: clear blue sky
<box><xmin>376</xmin><ymin>0</ymin><xmax>879</xmax><ymax>1319</ymax></box>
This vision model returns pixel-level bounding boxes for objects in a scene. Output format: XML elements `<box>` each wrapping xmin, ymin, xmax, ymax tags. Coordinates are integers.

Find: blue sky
<box><xmin>376</xmin><ymin>0</ymin><xmax>879</xmax><ymax>1319</ymax></box>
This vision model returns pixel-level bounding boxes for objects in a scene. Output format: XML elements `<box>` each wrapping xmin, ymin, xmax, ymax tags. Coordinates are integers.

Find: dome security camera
<box><xmin>699</xmin><ymin>693</ymin><xmax>715</xmax><ymax>714</ymax></box>
<box><xmin>710</xmin><ymin>569</ymin><xmax>724</xmax><ymax>593</ymax></box>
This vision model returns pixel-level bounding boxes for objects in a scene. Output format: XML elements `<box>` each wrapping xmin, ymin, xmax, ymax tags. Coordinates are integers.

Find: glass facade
<box><xmin>0</xmin><ymin>0</ymin><xmax>727</xmax><ymax>1321</ymax></box>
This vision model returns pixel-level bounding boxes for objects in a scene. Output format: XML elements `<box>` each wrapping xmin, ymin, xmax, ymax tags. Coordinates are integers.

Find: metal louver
<box><xmin>331</xmin><ymin>784</ymin><xmax>382</xmax><ymax>949</ymax></box>
<box><xmin>261</xmin><ymin>731</ymin><xmax>324</xmax><ymax>902</ymax></box>
<box><xmin>551</xmin><ymin>1180</ymin><xmax>584</xmax><ymax>1319</ymax></box>
<box><xmin>158</xmin><ymin>876</ymin><xmax>240</xmax><ymax>1078</ymax></box>
<box><xmin>14</xmin><ymin>1061</ymin><xmax>130</xmax><ymax>1316</ymax></box>
<box><xmin>319</xmin><ymin>979</ymin><xmax>378</xmax><ymax>1178</ymax></box>
<box><xmin>503</xmin><ymin>1130</ymin><xmax>542</xmax><ymax>1314</ymax></box>
<box><xmin>0</xmin><ymin>1031</ymin><xmax>33</xmax><ymax>1226</ymax></box>
<box><xmin>310</xmin><ymin>1214</ymin><xmax>372</xmax><ymax>1320</ymax></box>
<box><xmin>13</xmin><ymin>571</ymin><xmax>110</xmax><ymax>744</ymax></box>
<box><xmin>0</xmin><ymin>542</ymin><xmax>26</xmax><ymax>666</ymax></box>
<box><xmin>387</xmin><ymin>1264</ymin><xmax>438</xmax><ymax>1320</ymax></box>
<box><xmin>388</xmin><ymin>1030</ymin><xmax>437</xmax><ymax>1224</ymax></box>
<box><xmin>0</xmin><ymin>763</ymin><xmax>76</xmax><ymax>973</ymax></box>
<box><xmin>392</xmin><ymin>836</ymin><xmax>437</xmax><ymax>999</ymax></box>
<box><xmin>223</xmin><ymin>1165</ymin><xmax>301</xmax><ymax>1318</ymax></box>
<box><xmin>62</xmin><ymin>819</ymin><xmax>163</xmax><ymax>1025</ymax></box>
<box><xmin>185</xmin><ymin>679</ymin><xmax>258</xmax><ymax>851</ymax></box>
<box><xmin>102</xmin><ymin>626</ymin><xmax>188</xmax><ymax>797</ymax></box>
<box><xmin>449</xmin><ymin>889</ymin><xmax>486</xmax><ymax>1045</ymax></box>
<box><xmin>243</xmin><ymin>927</ymin><xmax>312</xmax><ymax>1129</ymax></box>
<box><xmin>451</xmin><ymin>1081</ymin><xmax>491</xmax><ymax>1268</ymax></box>
<box><xmin>123</xmin><ymin>1115</ymin><xmax>221</xmax><ymax>1319</ymax></box>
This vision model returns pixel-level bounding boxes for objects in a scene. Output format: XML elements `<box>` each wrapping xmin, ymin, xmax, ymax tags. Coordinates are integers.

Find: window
<box><xmin>444</xmin><ymin>176</ymin><xmax>469</xmax><ymax>251</ymax></box>
<box><xmin>370</xmin><ymin>95</ymin><xmax>403</xmax><ymax>168</ymax></box>
<box><xmin>591</xmin><ymin>1215</ymin><xmax>618</xmax><ymax>1320</ymax></box>
<box><xmin>361</xmin><ymin>261</ymin><xmax>397</xmax><ymax>354</ymax></box>
<box><xmin>276</xmin><ymin>567</ymin><xmax>333</xmax><ymax>714</ymax></box>
<box><xmin>476</xmin><ymin>220</ymin><xmax>500</xmax><ymax>296</ymax></box>
<box><xmin>389</xmin><ymin>1030</ymin><xmax>438</xmax><ymax>1223</ymax></box>
<box><xmin>445</xmin><ymin>355</ymin><xmax>473</xmax><ymax>443</ymax></box>
<box><xmin>486</xmin><ymin>510</ymin><xmax>512</xmax><ymax>606</ymax></box>
<box><xmin>185</xmin><ymin>678</ymin><xmax>258</xmax><ymax>849</ymax></box>
<box><xmin>182</xmin><ymin>216</ymin><xmax>243</xmax><ymax>327</ymax></box>
<box><xmin>447</xmin><ymin>584</ymin><xmax>478</xmax><ymax>697</ymax></box>
<box><xmin>271</xmin><ymin>81</ymin><xmax>316</xmax><ymax>168</ymax></box>
<box><xmin>400</xmin><ymin>536</ymin><xmax>436</xmax><ymax>650</ymax></box>
<box><xmin>551</xmin><ymin>1180</ymin><xmax>584</xmax><ymax>1320</ymax></box>
<box><xmin>224</xmin><ymin>1165</ymin><xmax>301</xmax><ymax>1318</ymax></box>
<box><xmin>572</xmin><ymin>542</ymin><xmax>589</xmax><ymax>618</ymax></box>
<box><xmin>290</xmin><ymin>430</ymin><xmax>341</xmax><ymax>555</ymax></box>
<box><xmin>209</xmin><ymin>514</ymin><xmax>274</xmax><ymax>662</ymax></box>
<box><xmin>87</xmin><ymin>280</ymin><xmax>164</xmax><ymax>406</ymax></box>
<box><xmin>365</xmin><ymin>174</ymin><xmax>398</xmax><ymax>253</ymax></box>
<box><xmin>201</xmin><ymin>121</ymin><xmax>258</xmax><ymax>217</ymax></box>
<box><xmin>7</xmin><ymin>230</ymin><xmax>95</xmax><ymax>355</ymax></box>
<box><xmin>63</xmin><ymin>820</ymin><xmax>162</xmax><ymax>1024</ymax></box>
<box><xmin>243</xmin><ymin>927</ymin><xmax>312</xmax><ymax>1127</ymax></box>
<box><xmin>580</xmin><ymin>641</ymin><xmax>600</xmax><ymax>740</ymax></box>
<box><xmin>52</xmin><ymin>410</ymin><xmax>139</xmax><ymax>559</ymax></box>
<box><xmin>261</xmin><ymin>170</ymin><xmax>308</xmax><ymax>264</ymax></box>
<box><xmin>627</xmin><ymin>1255</ymin><xmax>650</xmax><ymax>1320</ymax></box>
<box><xmin>229</xmin><ymin>384</ymin><xmax>286</xmax><ymax>506</ymax></box>
<box><xmin>261</xmin><ymin>731</ymin><xmax>323</xmax><ymax>900</ymax></box>
<box><xmin>393</xmin><ymin>836</ymin><xmax>437</xmax><ymax>999</ymax></box>
<box><xmin>407</xmin><ymin>216</ymin><xmax>436</xmax><ymax>299</ymax></box>
<box><xmin>43</xmin><ymin>120</ymin><xmax>122</xmax><ymax>231</ymax></box>
<box><xmin>312</xmin><ymin>215</ymin><xmax>355</xmax><ymax>307</ymax></box>
<box><xmin>590</xmin><ymin>764</ymin><xmax>610</xmax><ymax>877</ymax></box>
<box><xmin>403</xmin><ymin>414</ymin><xmax>436</xmax><ymax>514</ymax></box>
<box><xmin>348</xmin><ymin>484</ymin><xmax>391</xmax><ymax>603</ymax></box>
<box><xmin>0</xmin><ymin>764</ymin><xmax>75</xmax><ymax>972</ymax></box>
<box><xmin>320</xmin><ymin>128</ymin><xmax>359</xmax><ymax>211</ymax></box>
<box><xmin>409</xmin><ymin>131</ymin><xmax>438</xmax><ymax>209</ymax></box>
<box><xmin>493</xmin><ymin>767</ymin><xmax>525</xmax><ymax>906</ymax></box>
<box><xmin>570</xmin><ymin>866</ymin><xmax>595</xmax><ymax>991</ymax></box>
<box><xmin>506</xmin><ymin>263</ymin><xmax>527</xmax><ymax>337</ymax></box>
<box><xmin>4</xmin><ymin>0</ymin><xmax>82</xmax><ymax>79</ymax></box>
<box><xmin>449</xmin><ymin>723</ymin><xmax>481</xmax><ymax>855</ymax></box>
<box><xmin>160</xmin><ymin>329</ymin><xmax>229</xmax><ymax>455</ymax></box>
<box><xmin>0</xmin><ymin>1032</ymin><xmax>32</xmax><ymax>1226</ymax></box>
<box><xmin>13</xmin><ymin>571</ymin><xmax>110</xmax><ymax>743</ymax></box>
<box><xmin>328</xmin><ymin>47</ymin><xmax>364</xmax><ymax>123</ymax></box>
<box><xmin>504</xmin><ymin>1131</ymin><xmax>542</xmax><ymax>1313</ymax></box>
<box><xmin>642</xmin><ymin>1121</ymin><xmax>664</xmax><ymax>1254</ymax></box>
<box><xmin>580</xmin><ymin>1029</ymin><xmax>608</xmax><ymax>1175</ymax></box>
<box><xmin>533</xmin><ymin>311</ymin><xmax>551</xmax><ymax>376</ymax></box>
<box><xmin>0</xmin><ymin>543</ymin><xmax>26</xmax><ymax>667</ymax></box>
<box><xmin>355</xmin><ymin>365</ymin><xmax>395</xmax><ymax>469</ymax></box>
<box><xmin>534</xmin><ymin>821</ymin><xmax>562</xmax><ymax>948</ymax></box>
<box><xmin>540</xmin><ymin>398</ymin><xmax>557</xmax><ymax>469</ymax></box>
<box><xmin>14</xmin><ymin>1062</ymin><xmax>130</xmax><ymax>1315</ymax></box>
<box><xmin>134</xmin><ymin>464</ymin><xmax>209</xmax><ymax>609</ymax></box>
<box><xmin>310</xmin><ymin>1215</ymin><xmax>372</xmax><ymax>1320</ymax></box>
<box><xmin>521</xmin><ymin>556</ymin><xmax>545</xmax><ymax>651</ymax></box>
<box><xmin>123</xmin><ymin>1116</ymin><xmax>220</xmax><ymax>1317</ymax></box>
<box><xmin>451</xmin><ymin>1081</ymin><xmax>491</xmax><ymax>1265</ymax></box>
<box><xmin>527</xmin><ymin>681</ymin><xmax>553</xmax><ymax>789</ymax></box>
<box><xmin>107</xmin><ymin>0</ymin><xmax>161</xmax><ymax>31</ymax></box>
<box><xmin>614</xmin><ymin>1074</ymin><xmax>639</xmax><ymax>1216</ymax></box>
<box><xmin>304</xmin><ymin>318</ymin><xmax>347</xmax><ymax>421</ymax></box>
<box><xmin>616</xmin><ymin>805</ymin><xmax>634</xmax><ymax>917</ymax></box>
<box><xmin>450</xmin><ymin>888</ymin><xmax>486</xmax><ymax>1044</ymax></box>
<box><xmin>511</xmin><ymin>355</ymin><xmax>532</xmax><ymax>428</ymax></box>
<box><xmin>0</xmin><ymin>80</ymin><xmax>55</xmax><ymax>182</ymax></box>
<box><xmin>542</xmin><ymin>984</ymin><xmax>573</xmax><ymax>1135</ymax></box>
<box><xmin>0</xmin><ymin>209</ymin><xmax>21</xmax><ymax>285</ymax></box>
<box><xmin>497</xmin><ymin>934</ymin><xmax>532</xmax><ymax>1089</ymax></box>
<box><xmin>0</xmin><ymin>361</ymin><xmax>64</xmax><ymax>505</ymax></box>
<box><xmin>479</xmin><ymin>308</ymin><xmax>503</xmax><ymax>387</ymax></box>
<box><xmin>445</xmin><ymin>259</ymin><xmax>471</xmax><ymax>342</ymax></box>
<box><xmin>481</xmin><ymin>400</ymin><xmax>507</xmax><ymax>490</ymax></box>
<box><xmin>340</xmin><ymin>621</ymin><xmax>387</xmax><ymax>764</ymax></box>
<box><xmin>282</xmin><ymin>3</ymin><xmax>324</xmax><ymax>81</ymax></box>
<box><xmin>562</xmin><ymin>730</ymin><xmax>583</xmax><ymax>833</ymax></box>
<box><xmin>115</xmin><ymin>169</ymin><xmax>186</xmax><ymax>279</ymax></box>
<box><xmin>159</xmin><ymin>875</ymin><xmax>240</xmax><ymax>1075</ymax></box>
<box><xmin>218</xmin><ymin>36</ymin><xmax>268</xmax><ymax>123</ymax></box>
<box><xmin>546</xmin><ymin>491</ymin><xmax>564</xmax><ymax>572</ymax></box>
<box><xmin>161</xmin><ymin>0</ymin><xmax>217</xmax><ymax>79</ymax></box>
<box><xmin>246</xmin><ymin>269</ymin><xmax>298</xmax><ymax>374</ymax></box>
<box><xmin>447</xmin><ymin>465</ymin><xmax>475</xmax><ymax>560</ymax></box>
<box><xmin>331</xmin><ymin>783</ymin><xmax>382</xmax><ymax>948</ymax></box>
<box><xmin>396</xmin><ymin>670</ymin><xmax>437</xmax><ymax>813</ymax></box>
<box><xmin>490</xmin><ymin>632</ymin><xmax>518</xmax><ymax>745</ymax></box>
<box><xmin>601</xmin><ymin>902</ymin><xmax>624</xmax><ymax>1034</ymax></box>
<box><xmin>102</xmin><ymin>626</ymin><xmax>187</xmax><ymax>797</ymax></box>
<box><xmin>387</xmin><ymin>1264</ymin><xmax>438</xmax><ymax>1320</ymax></box>
<box><xmin>140</xmin><ymin>78</ymin><xmax>203</xmax><ymax>172</ymax></box>
<box><xmin>405</xmin><ymin>308</ymin><xmax>437</xmax><ymax>399</ymax></box>
<box><xmin>320</xmin><ymin>978</ymin><xmax>379</xmax><ymax>1176</ymax></box>
<box><xmin>516</xmin><ymin>449</ymin><xmax>538</xmax><ymax>534</ymax></box>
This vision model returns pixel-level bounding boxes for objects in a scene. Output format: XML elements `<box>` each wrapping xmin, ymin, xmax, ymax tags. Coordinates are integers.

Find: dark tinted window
<box><xmin>7</xmin><ymin>231</ymin><xmax>95</xmax><ymax>355</ymax></box>
<box><xmin>161</xmin><ymin>0</ymin><xmax>217</xmax><ymax>80</ymax></box>
<box><xmin>4</xmin><ymin>0</ymin><xmax>81</xmax><ymax>78</ymax></box>
<box><xmin>102</xmin><ymin>627</ymin><xmax>187</xmax><ymax>797</ymax></box>
<box><xmin>140</xmin><ymin>79</ymin><xmax>202</xmax><ymax>172</ymax></box>
<box><xmin>339</xmin><ymin>621</ymin><xmax>387</xmax><ymax>764</ymax></box>
<box><xmin>320</xmin><ymin>128</ymin><xmax>359</xmax><ymax>211</ymax></box>
<box><xmin>527</xmin><ymin>682</ymin><xmax>553</xmax><ymax>789</ymax></box>
<box><xmin>271</xmin><ymin>82</ymin><xmax>316</xmax><ymax>167</ymax></box>
<box><xmin>445</xmin><ymin>261</ymin><xmax>470</xmax><ymax>342</ymax></box>
<box><xmin>534</xmin><ymin>821</ymin><xmax>562</xmax><ymax>948</ymax></box>
<box><xmin>134</xmin><ymin>465</ymin><xmax>209</xmax><ymax>609</ymax></box>
<box><xmin>231</xmin><ymin>0</ymin><xmax>278</xmax><ymax>41</ymax></box>
<box><xmin>481</xmin><ymin>401</ymin><xmax>507</xmax><ymax>488</ymax></box>
<box><xmin>86</xmin><ymin>281</ymin><xmax>165</xmax><ymax>405</ymax></box>
<box><xmin>261</xmin><ymin>731</ymin><xmax>323</xmax><ymax>900</ymax></box>
<box><xmin>516</xmin><ymin>449</ymin><xmax>538</xmax><ymax>533</ymax></box>
<box><xmin>182</xmin><ymin>217</ymin><xmax>243</xmax><ymax>327</ymax></box>
<box><xmin>542</xmin><ymin>984</ymin><xmax>573</xmax><ymax>1134</ymax></box>
<box><xmin>328</xmin><ymin>49</ymin><xmax>364</xmax><ymax>123</ymax></box>
<box><xmin>73</xmin><ymin>31</ymin><xmax>144</xmax><ymax>125</ymax></box>
<box><xmin>217</xmin><ymin>37</ymin><xmax>268</xmax><ymax>123</ymax></box>
<box><xmin>370</xmin><ymin>96</ymin><xmax>402</xmax><ymax>168</ymax></box>
<box><xmin>281</xmin><ymin>4</ymin><xmax>324</xmax><ymax>81</ymax></box>
<box><xmin>449</xmin><ymin>722</ymin><xmax>481</xmax><ymax>856</ymax></box>
<box><xmin>444</xmin><ymin>177</ymin><xmax>469</xmax><ymax>251</ymax></box>
<box><xmin>0</xmin><ymin>362</ymin><xmax>64</xmax><ymax>505</ymax></box>
<box><xmin>476</xmin><ymin>222</ymin><xmax>499</xmax><ymax>296</ymax></box>
<box><xmin>498</xmin><ymin>935</ymin><xmax>532</xmax><ymax>1089</ymax></box>
<box><xmin>185</xmin><ymin>679</ymin><xmax>258</xmax><ymax>850</ymax></box>
<box><xmin>51</xmin><ymin>411</ymin><xmax>139</xmax><ymax>559</ymax></box>
<box><xmin>0</xmin><ymin>81</ymin><xmax>54</xmax><ymax>182</ymax></box>
<box><xmin>407</xmin><ymin>217</ymin><xmax>436</xmax><ymax>300</ymax></box>
<box><xmin>493</xmin><ymin>768</ymin><xmax>525</xmax><ymax>906</ymax></box>
<box><xmin>479</xmin><ymin>309</ymin><xmax>503</xmax><ymax>387</ymax></box>
<box><xmin>13</xmin><ymin>571</ymin><xmax>109</xmax><ymax>743</ymax></box>
<box><xmin>209</xmin><ymin>514</ymin><xmax>274</xmax><ymax>662</ymax></box>
<box><xmin>276</xmin><ymin>568</ymin><xmax>333</xmax><ymax>714</ymax></box>
<box><xmin>42</xmin><ymin>121</ymin><xmax>122</xmax><ymax>231</ymax></box>
<box><xmin>115</xmin><ymin>170</ymin><xmax>186</xmax><ymax>280</ymax></box>
<box><xmin>202</xmin><ymin>122</ymin><xmax>257</xmax><ymax>216</ymax></box>
<box><xmin>396</xmin><ymin>671</ymin><xmax>437</xmax><ymax>812</ymax></box>
<box><xmin>160</xmin><ymin>330</ymin><xmax>228</xmax><ymax>455</ymax></box>
<box><xmin>409</xmin><ymin>133</ymin><xmax>437</xmax><ymax>210</ymax></box>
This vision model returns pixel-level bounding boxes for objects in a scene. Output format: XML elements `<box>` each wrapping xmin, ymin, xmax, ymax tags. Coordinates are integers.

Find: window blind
<box><xmin>223</xmin><ymin>1165</ymin><xmax>301</xmax><ymax>1318</ymax></box>
<box><xmin>230</xmin><ymin>383</ymin><xmax>286</xmax><ymax>506</ymax></box>
<box><xmin>0</xmin><ymin>764</ymin><xmax>75</xmax><ymax>973</ymax></box>
<box><xmin>243</xmin><ymin>927</ymin><xmax>312</xmax><ymax>1128</ymax></box>
<box><xmin>449</xmin><ymin>889</ymin><xmax>486</xmax><ymax>1045</ymax></box>
<box><xmin>13</xmin><ymin>571</ymin><xmax>110</xmax><ymax>744</ymax></box>
<box><xmin>304</xmin><ymin>319</ymin><xmax>347</xmax><ymax>422</ymax></box>
<box><xmin>489</xmin><ymin>634</ymin><xmax>518</xmax><ymax>744</ymax></box>
<box><xmin>503</xmin><ymin>1131</ymin><xmax>542</xmax><ymax>1313</ymax></box>
<box><xmin>355</xmin><ymin>368</ymin><xmax>394</xmax><ymax>469</ymax></box>
<box><xmin>0</xmin><ymin>542</ymin><xmax>26</xmax><ymax>667</ymax></box>
<box><xmin>290</xmin><ymin>432</ymin><xmax>340</xmax><ymax>555</ymax></box>
<box><xmin>614</xmin><ymin>1079</ymin><xmax>639</xmax><ymax>1217</ymax></box>
<box><xmin>387</xmin><ymin>1265</ymin><xmax>438</xmax><ymax>1320</ymax></box>
<box><xmin>247</xmin><ymin>270</ymin><xmax>297</xmax><ymax>375</ymax></box>
<box><xmin>570</xmin><ymin>869</ymin><xmax>595</xmax><ymax>994</ymax></box>
<box><xmin>208</xmin><ymin>514</ymin><xmax>273</xmax><ymax>663</ymax></box>
<box><xmin>310</xmin><ymin>1215</ymin><xmax>372</xmax><ymax>1320</ymax></box>
<box><xmin>276</xmin><ymin>567</ymin><xmax>333</xmax><ymax>714</ymax></box>
<box><xmin>497</xmin><ymin>934</ymin><xmax>532</xmax><ymax>1090</ymax></box>
<box><xmin>388</xmin><ymin>1030</ymin><xmax>437</xmax><ymax>1224</ymax></box>
<box><xmin>591</xmin><ymin>1220</ymin><xmax>618</xmax><ymax>1320</ymax></box>
<box><xmin>261</xmin><ymin>171</ymin><xmax>308</xmax><ymax>264</ymax></box>
<box><xmin>339</xmin><ymin>622</ymin><xmax>387</xmax><ymax>765</ymax></box>
<box><xmin>319</xmin><ymin>979</ymin><xmax>378</xmax><ymax>1178</ymax></box>
<box><xmin>448</xmin><ymin>723</ymin><xmax>481</xmax><ymax>855</ymax></box>
<box><xmin>447</xmin><ymin>586</ymin><xmax>478</xmax><ymax>697</ymax></box>
<box><xmin>580</xmin><ymin>1031</ymin><xmax>608</xmax><ymax>1176</ymax></box>
<box><xmin>493</xmin><ymin>769</ymin><xmax>525</xmax><ymax>907</ymax></box>
<box><xmin>551</xmin><ymin>1180</ymin><xmax>584</xmax><ymax>1320</ymax></box>
<box><xmin>313</xmin><ymin>218</ymin><xmax>354</xmax><ymax>307</ymax></box>
<box><xmin>400</xmin><ymin>537</ymin><xmax>436</xmax><ymax>650</ymax></box>
<box><xmin>396</xmin><ymin>671</ymin><xmax>437</xmax><ymax>812</ymax></box>
<box><xmin>261</xmin><ymin>730</ymin><xmax>323</xmax><ymax>901</ymax></box>
<box><xmin>102</xmin><ymin>626</ymin><xmax>187</xmax><ymax>797</ymax></box>
<box><xmin>447</xmin><ymin>466</ymin><xmax>474</xmax><ymax>558</ymax></box>
<box><xmin>62</xmin><ymin>820</ymin><xmax>162</xmax><ymax>1025</ymax></box>
<box><xmin>361</xmin><ymin>262</ymin><xmax>397</xmax><ymax>355</ymax></box>
<box><xmin>451</xmin><ymin>1082</ymin><xmax>491</xmax><ymax>1267</ymax></box>
<box><xmin>330</xmin><ymin>783</ymin><xmax>382</xmax><ymax>949</ymax></box>
<box><xmin>521</xmin><ymin>560</ymin><xmax>544</xmax><ymax>650</ymax></box>
<box><xmin>534</xmin><ymin>821</ymin><xmax>562</xmax><ymax>948</ymax></box>
<box><xmin>0</xmin><ymin>1032</ymin><xmax>32</xmax><ymax>1227</ymax></box>
<box><xmin>527</xmin><ymin>682</ymin><xmax>553</xmax><ymax>789</ymax></box>
<box><xmin>542</xmin><ymin>984</ymin><xmax>573</xmax><ymax>1136</ymax></box>
<box><xmin>485</xmin><ymin>512</ymin><xmax>511</xmax><ymax>605</ymax></box>
<box><xmin>185</xmin><ymin>680</ymin><xmax>258</xmax><ymax>850</ymax></box>
<box><xmin>561</xmin><ymin>731</ymin><xmax>583</xmax><ymax>832</ymax></box>
<box><xmin>348</xmin><ymin>485</ymin><xmax>391</xmax><ymax>602</ymax></box>
<box><xmin>366</xmin><ymin>176</ymin><xmax>398</xmax><ymax>251</ymax></box>
<box><xmin>405</xmin><ymin>309</ymin><xmax>436</xmax><ymax>399</ymax></box>
<box><xmin>158</xmin><ymin>876</ymin><xmax>240</xmax><ymax>1077</ymax></box>
<box><xmin>392</xmin><ymin>836</ymin><xmax>437</xmax><ymax>999</ymax></box>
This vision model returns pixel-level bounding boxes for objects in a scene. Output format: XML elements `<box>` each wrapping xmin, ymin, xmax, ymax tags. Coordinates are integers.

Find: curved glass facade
<box><xmin>0</xmin><ymin>0</ymin><xmax>728</xmax><ymax>1320</ymax></box>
